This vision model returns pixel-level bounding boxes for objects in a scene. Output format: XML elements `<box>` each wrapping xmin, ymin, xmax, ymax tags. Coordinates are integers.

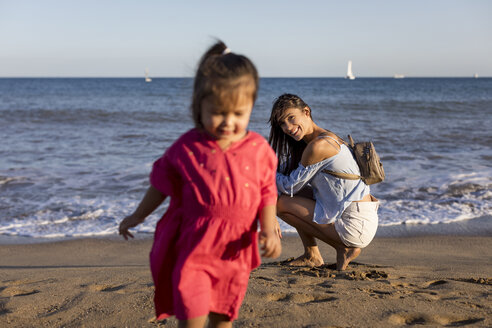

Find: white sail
<box><xmin>346</xmin><ymin>60</ymin><xmax>355</xmax><ymax>80</ymax></box>
<box><xmin>145</xmin><ymin>68</ymin><xmax>152</xmax><ymax>82</ymax></box>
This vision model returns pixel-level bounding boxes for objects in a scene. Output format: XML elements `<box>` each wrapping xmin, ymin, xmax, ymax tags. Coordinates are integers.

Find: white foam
<box><xmin>0</xmin><ymin>159</ymin><xmax>490</xmax><ymax>238</ymax></box>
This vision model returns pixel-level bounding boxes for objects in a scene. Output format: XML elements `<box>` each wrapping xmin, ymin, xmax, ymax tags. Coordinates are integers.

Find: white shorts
<box><xmin>335</xmin><ymin>199</ymin><xmax>379</xmax><ymax>248</ymax></box>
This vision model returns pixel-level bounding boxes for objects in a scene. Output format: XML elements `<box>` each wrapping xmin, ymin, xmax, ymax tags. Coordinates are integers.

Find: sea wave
<box><xmin>1</xmin><ymin>77</ymin><xmax>491</xmax><ymax>239</ymax></box>
<box><xmin>0</xmin><ymin>174</ymin><xmax>489</xmax><ymax>238</ymax></box>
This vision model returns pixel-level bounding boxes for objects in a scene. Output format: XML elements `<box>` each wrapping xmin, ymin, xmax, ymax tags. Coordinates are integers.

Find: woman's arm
<box><xmin>300</xmin><ymin>136</ymin><xmax>340</xmax><ymax>166</ymax></box>
<box><xmin>119</xmin><ymin>185</ymin><xmax>166</xmax><ymax>240</ymax></box>
<box><xmin>276</xmin><ymin>137</ymin><xmax>340</xmax><ymax>196</ymax></box>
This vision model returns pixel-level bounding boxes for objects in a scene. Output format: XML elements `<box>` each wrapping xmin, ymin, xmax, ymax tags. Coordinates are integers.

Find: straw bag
<box><xmin>324</xmin><ymin>135</ymin><xmax>385</xmax><ymax>185</ymax></box>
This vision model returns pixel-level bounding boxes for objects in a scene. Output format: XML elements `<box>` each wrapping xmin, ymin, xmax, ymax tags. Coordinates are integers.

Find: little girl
<box><xmin>119</xmin><ymin>41</ymin><xmax>281</xmax><ymax>328</ymax></box>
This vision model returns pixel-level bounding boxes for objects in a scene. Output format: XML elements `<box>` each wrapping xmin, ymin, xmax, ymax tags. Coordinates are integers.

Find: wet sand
<box><xmin>0</xmin><ymin>235</ymin><xmax>491</xmax><ymax>327</ymax></box>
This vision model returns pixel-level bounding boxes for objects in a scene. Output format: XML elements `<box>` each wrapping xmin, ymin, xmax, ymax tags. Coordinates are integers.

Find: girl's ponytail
<box><xmin>196</xmin><ymin>40</ymin><xmax>228</xmax><ymax>70</ymax></box>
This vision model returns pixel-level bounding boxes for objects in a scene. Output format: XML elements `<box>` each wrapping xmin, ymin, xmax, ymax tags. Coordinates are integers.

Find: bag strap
<box><xmin>319</xmin><ymin>133</ymin><xmax>354</xmax><ymax>148</ymax></box>
<box><xmin>347</xmin><ymin>135</ymin><xmax>355</xmax><ymax>148</ymax></box>
<box><xmin>319</xmin><ymin>133</ymin><xmax>360</xmax><ymax>180</ymax></box>
<box><xmin>322</xmin><ymin>169</ymin><xmax>361</xmax><ymax>180</ymax></box>
<box><xmin>318</xmin><ymin>134</ymin><xmax>342</xmax><ymax>147</ymax></box>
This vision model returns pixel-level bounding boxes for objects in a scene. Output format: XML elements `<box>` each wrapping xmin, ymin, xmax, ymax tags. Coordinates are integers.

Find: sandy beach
<box><xmin>0</xmin><ymin>233</ymin><xmax>490</xmax><ymax>327</ymax></box>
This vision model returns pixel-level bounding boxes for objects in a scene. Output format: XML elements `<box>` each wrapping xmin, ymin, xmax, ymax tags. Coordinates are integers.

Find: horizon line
<box><xmin>0</xmin><ymin>76</ymin><xmax>490</xmax><ymax>79</ymax></box>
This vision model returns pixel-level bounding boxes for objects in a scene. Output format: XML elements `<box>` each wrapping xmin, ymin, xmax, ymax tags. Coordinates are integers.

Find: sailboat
<box><xmin>145</xmin><ymin>68</ymin><xmax>152</xmax><ymax>82</ymax></box>
<box><xmin>345</xmin><ymin>60</ymin><xmax>355</xmax><ymax>80</ymax></box>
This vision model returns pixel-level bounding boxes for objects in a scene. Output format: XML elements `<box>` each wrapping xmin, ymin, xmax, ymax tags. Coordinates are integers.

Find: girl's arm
<box><xmin>119</xmin><ymin>185</ymin><xmax>166</xmax><ymax>240</ymax></box>
<box><xmin>258</xmin><ymin>205</ymin><xmax>282</xmax><ymax>258</ymax></box>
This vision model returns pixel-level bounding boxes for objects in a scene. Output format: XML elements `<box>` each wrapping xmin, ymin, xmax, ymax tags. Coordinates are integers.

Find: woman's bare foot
<box><xmin>336</xmin><ymin>247</ymin><xmax>361</xmax><ymax>271</ymax></box>
<box><xmin>288</xmin><ymin>254</ymin><xmax>324</xmax><ymax>267</ymax></box>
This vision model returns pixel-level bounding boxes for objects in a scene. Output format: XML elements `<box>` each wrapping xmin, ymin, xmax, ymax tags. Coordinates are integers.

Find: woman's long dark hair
<box><xmin>268</xmin><ymin>94</ymin><xmax>312</xmax><ymax>175</ymax></box>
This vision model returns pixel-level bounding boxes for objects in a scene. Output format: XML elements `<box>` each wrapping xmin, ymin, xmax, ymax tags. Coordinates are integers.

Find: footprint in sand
<box><xmin>0</xmin><ymin>278</ymin><xmax>59</xmax><ymax>298</ymax></box>
<box><xmin>410</xmin><ymin>290</ymin><xmax>441</xmax><ymax>301</ymax></box>
<box><xmin>279</xmin><ymin>262</ymin><xmax>390</xmax><ymax>281</ymax></box>
<box><xmin>255</xmin><ymin>276</ymin><xmax>275</xmax><ymax>282</ymax></box>
<box><xmin>0</xmin><ymin>300</ymin><xmax>10</xmax><ymax>315</ymax></box>
<box><xmin>338</xmin><ymin>270</ymin><xmax>389</xmax><ymax>281</ymax></box>
<box><xmin>453</xmin><ymin>277</ymin><xmax>491</xmax><ymax>285</ymax></box>
<box><xmin>365</xmin><ymin>288</ymin><xmax>395</xmax><ymax>299</ymax></box>
<box><xmin>0</xmin><ymin>286</ymin><xmax>40</xmax><ymax>297</ymax></box>
<box><xmin>265</xmin><ymin>292</ymin><xmax>337</xmax><ymax>304</ymax></box>
<box><xmin>422</xmin><ymin>279</ymin><xmax>448</xmax><ymax>288</ymax></box>
<box><xmin>286</xmin><ymin>277</ymin><xmax>324</xmax><ymax>288</ymax></box>
<box><xmin>290</xmin><ymin>267</ymin><xmax>336</xmax><ymax>278</ymax></box>
<box><xmin>39</xmin><ymin>292</ymin><xmax>85</xmax><ymax>318</ymax></box>
<box><xmin>389</xmin><ymin>281</ymin><xmax>417</xmax><ymax>289</ymax></box>
<box><xmin>385</xmin><ymin>280</ymin><xmax>442</xmax><ymax>300</ymax></box>
<box><xmin>85</xmin><ymin>283</ymin><xmax>128</xmax><ymax>293</ymax></box>
<box><xmin>388</xmin><ymin>312</ymin><xmax>485</xmax><ymax>326</ymax></box>
<box><xmin>3</xmin><ymin>278</ymin><xmax>57</xmax><ymax>286</ymax></box>
<box><xmin>315</xmin><ymin>281</ymin><xmax>337</xmax><ymax>294</ymax></box>
<box><xmin>396</xmin><ymin>279</ymin><xmax>447</xmax><ymax>301</ymax></box>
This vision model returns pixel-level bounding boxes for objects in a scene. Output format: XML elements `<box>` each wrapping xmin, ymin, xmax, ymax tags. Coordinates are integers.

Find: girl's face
<box><xmin>277</xmin><ymin>107</ymin><xmax>312</xmax><ymax>141</ymax></box>
<box><xmin>200</xmin><ymin>93</ymin><xmax>253</xmax><ymax>149</ymax></box>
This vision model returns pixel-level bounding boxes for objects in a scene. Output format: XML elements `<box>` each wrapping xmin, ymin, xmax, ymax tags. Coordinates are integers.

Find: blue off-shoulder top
<box><xmin>276</xmin><ymin>138</ymin><xmax>370</xmax><ymax>224</ymax></box>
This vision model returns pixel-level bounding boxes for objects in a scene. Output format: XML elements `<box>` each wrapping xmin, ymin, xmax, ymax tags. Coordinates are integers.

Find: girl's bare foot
<box><xmin>288</xmin><ymin>254</ymin><xmax>324</xmax><ymax>267</ymax></box>
<box><xmin>336</xmin><ymin>247</ymin><xmax>361</xmax><ymax>271</ymax></box>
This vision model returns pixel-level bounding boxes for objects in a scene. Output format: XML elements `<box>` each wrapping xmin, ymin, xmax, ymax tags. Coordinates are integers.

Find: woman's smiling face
<box><xmin>277</xmin><ymin>107</ymin><xmax>312</xmax><ymax>141</ymax></box>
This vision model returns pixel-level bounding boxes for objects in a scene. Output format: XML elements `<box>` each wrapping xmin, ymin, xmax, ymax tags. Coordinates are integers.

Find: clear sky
<box><xmin>1</xmin><ymin>0</ymin><xmax>491</xmax><ymax>77</ymax></box>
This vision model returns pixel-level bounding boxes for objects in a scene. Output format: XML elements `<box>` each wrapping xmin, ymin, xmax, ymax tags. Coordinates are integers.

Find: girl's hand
<box><xmin>274</xmin><ymin>219</ymin><xmax>282</xmax><ymax>239</ymax></box>
<box><xmin>119</xmin><ymin>215</ymin><xmax>144</xmax><ymax>240</ymax></box>
<box><xmin>118</xmin><ymin>186</ymin><xmax>166</xmax><ymax>240</ymax></box>
<box><xmin>259</xmin><ymin>229</ymin><xmax>282</xmax><ymax>258</ymax></box>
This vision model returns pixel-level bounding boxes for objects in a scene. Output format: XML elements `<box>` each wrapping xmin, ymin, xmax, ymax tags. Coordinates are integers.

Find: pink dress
<box><xmin>149</xmin><ymin>128</ymin><xmax>277</xmax><ymax>321</ymax></box>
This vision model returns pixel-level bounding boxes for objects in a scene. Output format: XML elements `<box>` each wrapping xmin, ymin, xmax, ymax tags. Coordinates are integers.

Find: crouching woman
<box><xmin>269</xmin><ymin>94</ymin><xmax>379</xmax><ymax>270</ymax></box>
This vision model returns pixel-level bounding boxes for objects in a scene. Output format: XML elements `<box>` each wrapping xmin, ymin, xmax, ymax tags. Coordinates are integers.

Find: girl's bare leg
<box><xmin>178</xmin><ymin>315</ymin><xmax>207</xmax><ymax>328</ymax></box>
<box><xmin>178</xmin><ymin>312</ymin><xmax>232</xmax><ymax>328</ymax></box>
<box><xmin>208</xmin><ymin>312</ymin><xmax>232</xmax><ymax>328</ymax></box>
<box><xmin>277</xmin><ymin>195</ymin><xmax>361</xmax><ymax>270</ymax></box>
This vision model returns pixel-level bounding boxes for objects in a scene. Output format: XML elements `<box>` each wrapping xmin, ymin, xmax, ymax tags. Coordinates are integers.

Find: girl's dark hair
<box><xmin>192</xmin><ymin>40</ymin><xmax>259</xmax><ymax>128</ymax></box>
<box><xmin>268</xmin><ymin>94</ymin><xmax>312</xmax><ymax>175</ymax></box>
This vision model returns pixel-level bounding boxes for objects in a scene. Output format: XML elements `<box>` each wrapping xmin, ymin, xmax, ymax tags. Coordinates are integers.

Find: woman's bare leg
<box><xmin>277</xmin><ymin>194</ymin><xmax>361</xmax><ymax>270</ymax></box>
<box><xmin>288</xmin><ymin>229</ymin><xmax>324</xmax><ymax>267</ymax></box>
<box><xmin>337</xmin><ymin>247</ymin><xmax>361</xmax><ymax>271</ymax></box>
<box><xmin>277</xmin><ymin>195</ymin><xmax>323</xmax><ymax>266</ymax></box>
<box><xmin>283</xmin><ymin>186</ymin><xmax>324</xmax><ymax>266</ymax></box>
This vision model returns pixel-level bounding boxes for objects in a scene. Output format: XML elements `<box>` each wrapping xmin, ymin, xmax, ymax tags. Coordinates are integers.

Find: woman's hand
<box><xmin>119</xmin><ymin>214</ymin><xmax>144</xmax><ymax>240</ymax></box>
<box><xmin>259</xmin><ymin>229</ymin><xmax>282</xmax><ymax>258</ymax></box>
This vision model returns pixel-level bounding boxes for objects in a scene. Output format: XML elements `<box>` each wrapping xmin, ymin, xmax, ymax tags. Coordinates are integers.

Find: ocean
<box><xmin>0</xmin><ymin>77</ymin><xmax>491</xmax><ymax>240</ymax></box>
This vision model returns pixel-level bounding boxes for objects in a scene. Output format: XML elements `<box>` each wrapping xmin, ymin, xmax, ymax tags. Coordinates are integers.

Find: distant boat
<box><xmin>345</xmin><ymin>60</ymin><xmax>355</xmax><ymax>80</ymax></box>
<box><xmin>394</xmin><ymin>74</ymin><xmax>405</xmax><ymax>79</ymax></box>
<box><xmin>145</xmin><ymin>68</ymin><xmax>152</xmax><ymax>82</ymax></box>
<box><xmin>474</xmin><ymin>73</ymin><xmax>479</xmax><ymax>78</ymax></box>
